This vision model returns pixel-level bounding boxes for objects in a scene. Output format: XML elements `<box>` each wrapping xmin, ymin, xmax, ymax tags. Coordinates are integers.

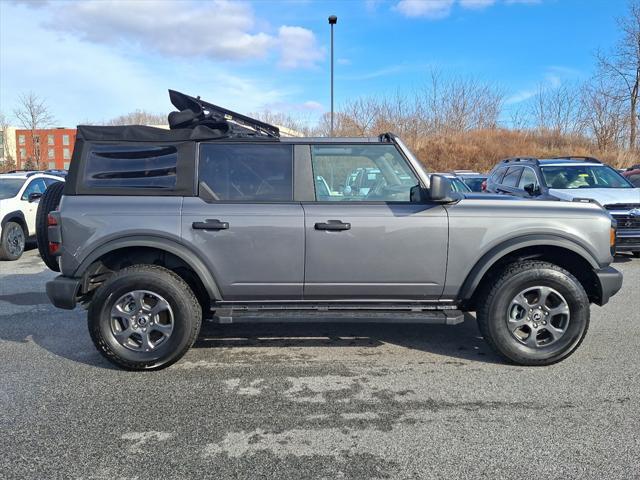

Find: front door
<box><xmin>303</xmin><ymin>144</ymin><xmax>448</xmax><ymax>300</ymax></box>
<box><xmin>20</xmin><ymin>177</ymin><xmax>48</xmax><ymax>235</ymax></box>
<box><xmin>182</xmin><ymin>143</ymin><xmax>304</xmax><ymax>301</ymax></box>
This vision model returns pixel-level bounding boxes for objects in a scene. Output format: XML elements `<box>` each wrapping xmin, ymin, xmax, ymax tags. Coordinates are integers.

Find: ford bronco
<box><xmin>41</xmin><ymin>90</ymin><xmax>623</xmax><ymax>370</ymax></box>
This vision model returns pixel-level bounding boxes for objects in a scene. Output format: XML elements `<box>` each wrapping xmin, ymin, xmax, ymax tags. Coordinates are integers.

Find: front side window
<box><xmin>198</xmin><ymin>144</ymin><xmax>293</xmax><ymax>201</ymax></box>
<box><xmin>310</xmin><ymin>144</ymin><xmax>418</xmax><ymax>202</ymax></box>
<box><xmin>541</xmin><ymin>165</ymin><xmax>633</xmax><ymax>189</ymax></box>
<box><xmin>22</xmin><ymin>178</ymin><xmax>47</xmax><ymax>200</ymax></box>
<box><xmin>518</xmin><ymin>168</ymin><xmax>538</xmax><ymax>189</ymax></box>
<box><xmin>84</xmin><ymin>145</ymin><xmax>178</xmax><ymax>189</ymax></box>
<box><xmin>502</xmin><ymin>167</ymin><xmax>523</xmax><ymax>187</ymax></box>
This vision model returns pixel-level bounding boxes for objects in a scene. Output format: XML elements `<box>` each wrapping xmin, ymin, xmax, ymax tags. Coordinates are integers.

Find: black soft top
<box><xmin>76</xmin><ymin>90</ymin><xmax>280</xmax><ymax>143</ymax></box>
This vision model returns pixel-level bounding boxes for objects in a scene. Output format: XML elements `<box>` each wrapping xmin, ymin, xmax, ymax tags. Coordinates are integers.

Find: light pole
<box><xmin>328</xmin><ymin>15</ymin><xmax>337</xmax><ymax>137</ymax></box>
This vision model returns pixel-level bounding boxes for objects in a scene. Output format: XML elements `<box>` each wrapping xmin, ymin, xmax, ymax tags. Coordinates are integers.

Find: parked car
<box><xmin>623</xmin><ymin>164</ymin><xmax>640</xmax><ymax>187</ymax></box>
<box><xmin>41</xmin><ymin>90</ymin><xmax>622</xmax><ymax>370</ymax></box>
<box><xmin>486</xmin><ymin>156</ymin><xmax>640</xmax><ymax>256</ymax></box>
<box><xmin>454</xmin><ymin>171</ymin><xmax>488</xmax><ymax>192</ymax></box>
<box><xmin>0</xmin><ymin>171</ymin><xmax>65</xmax><ymax>260</ymax></box>
<box><xmin>429</xmin><ymin>173</ymin><xmax>472</xmax><ymax>193</ymax></box>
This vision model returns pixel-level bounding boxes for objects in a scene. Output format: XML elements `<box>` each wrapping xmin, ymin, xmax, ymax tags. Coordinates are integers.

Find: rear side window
<box><xmin>84</xmin><ymin>145</ymin><xmax>178</xmax><ymax>189</ymax></box>
<box><xmin>502</xmin><ymin>167</ymin><xmax>523</xmax><ymax>187</ymax></box>
<box><xmin>490</xmin><ymin>167</ymin><xmax>507</xmax><ymax>184</ymax></box>
<box><xmin>198</xmin><ymin>144</ymin><xmax>293</xmax><ymax>201</ymax></box>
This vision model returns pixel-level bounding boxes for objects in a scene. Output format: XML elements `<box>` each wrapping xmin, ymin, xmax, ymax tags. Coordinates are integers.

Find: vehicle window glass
<box><xmin>489</xmin><ymin>167</ymin><xmax>506</xmax><ymax>184</ymax></box>
<box><xmin>84</xmin><ymin>145</ymin><xmax>178</xmax><ymax>189</ymax></box>
<box><xmin>450</xmin><ymin>177</ymin><xmax>471</xmax><ymax>193</ymax></box>
<box><xmin>502</xmin><ymin>167</ymin><xmax>523</xmax><ymax>187</ymax></box>
<box><xmin>541</xmin><ymin>165</ymin><xmax>632</xmax><ymax>189</ymax></box>
<box><xmin>22</xmin><ymin>178</ymin><xmax>47</xmax><ymax>199</ymax></box>
<box><xmin>198</xmin><ymin>144</ymin><xmax>293</xmax><ymax>201</ymax></box>
<box><xmin>518</xmin><ymin>168</ymin><xmax>538</xmax><ymax>189</ymax></box>
<box><xmin>310</xmin><ymin>145</ymin><xmax>418</xmax><ymax>202</ymax></box>
<box><xmin>0</xmin><ymin>179</ymin><xmax>25</xmax><ymax>200</ymax></box>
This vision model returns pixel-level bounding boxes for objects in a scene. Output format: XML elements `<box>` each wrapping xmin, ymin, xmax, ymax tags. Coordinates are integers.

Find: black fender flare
<box><xmin>74</xmin><ymin>235</ymin><xmax>223</xmax><ymax>300</ymax></box>
<box><xmin>1</xmin><ymin>210</ymin><xmax>28</xmax><ymax>235</ymax></box>
<box><xmin>459</xmin><ymin>234</ymin><xmax>601</xmax><ymax>301</ymax></box>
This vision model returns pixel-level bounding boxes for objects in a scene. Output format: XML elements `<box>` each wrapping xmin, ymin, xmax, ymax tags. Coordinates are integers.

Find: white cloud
<box><xmin>395</xmin><ymin>0</ymin><xmax>539</xmax><ymax>19</ymax></box>
<box><xmin>277</xmin><ymin>26</ymin><xmax>325</xmax><ymax>69</ymax></box>
<box><xmin>395</xmin><ymin>0</ymin><xmax>454</xmax><ymax>19</ymax></box>
<box><xmin>460</xmin><ymin>0</ymin><xmax>496</xmax><ymax>9</ymax></box>
<box><xmin>15</xmin><ymin>0</ymin><xmax>324</xmax><ymax>69</ymax></box>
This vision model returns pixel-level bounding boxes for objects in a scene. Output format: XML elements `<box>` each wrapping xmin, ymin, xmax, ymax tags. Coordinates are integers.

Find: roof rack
<box><xmin>168</xmin><ymin>90</ymin><xmax>280</xmax><ymax>138</ymax></box>
<box><xmin>500</xmin><ymin>157</ymin><xmax>539</xmax><ymax>164</ymax></box>
<box><xmin>545</xmin><ymin>156</ymin><xmax>602</xmax><ymax>163</ymax></box>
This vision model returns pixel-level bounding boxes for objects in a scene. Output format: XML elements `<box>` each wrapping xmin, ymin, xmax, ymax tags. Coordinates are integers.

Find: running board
<box><xmin>209</xmin><ymin>309</ymin><xmax>465</xmax><ymax>326</ymax></box>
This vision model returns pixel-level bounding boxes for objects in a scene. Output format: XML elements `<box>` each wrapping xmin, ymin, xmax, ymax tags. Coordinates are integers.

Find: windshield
<box><xmin>0</xmin><ymin>178</ymin><xmax>25</xmax><ymax>200</ymax></box>
<box><xmin>450</xmin><ymin>177</ymin><xmax>472</xmax><ymax>193</ymax></box>
<box><xmin>541</xmin><ymin>165</ymin><xmax>633</xmax><ymax>189</ymax></box>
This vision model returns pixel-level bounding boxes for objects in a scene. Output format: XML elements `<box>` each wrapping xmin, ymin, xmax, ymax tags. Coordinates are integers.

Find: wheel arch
<box><xmin>75</xmin><ymin>236</ymin><xmax>222</xmax><ymax>303</ymax></box>
<box><xmin>1</xmin><ymin>210</ymin><xmax>28</xmax><ymax>235</ymax></box>
<box><xmin>460</xmin><ymin>235</ymin><xmax>602</xmax><ymax>309</ymax></box>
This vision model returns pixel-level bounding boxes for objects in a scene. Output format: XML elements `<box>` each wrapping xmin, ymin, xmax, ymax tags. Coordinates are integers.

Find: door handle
<box><xmin>192</xmin><ymin>219</ymin><xmax>229</xmax><ymax>230</ymax></box>
<box><xmin>315</xmin><ymin>220</ymin><xmax>351</xmax><ymax>231</ymax></box>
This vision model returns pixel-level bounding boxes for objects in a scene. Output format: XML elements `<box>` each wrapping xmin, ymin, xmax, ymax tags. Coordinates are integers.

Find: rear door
<box><xmin>495</xmin><ymin>166</ymin><xmax>524</xmax><ymax>196</ymax></box>
<box><xmin>302</xmin><ymin>143</ymin><xmax>448</xmax><ymax>300</ymax></box>
<box><xmin>20</xmin><ymin>177</ymin><xmax>47</xmax><ymax>235</ymax></box>
<box><xmin>181</xmin><ymin>143</ymin><xmax>305</xmax><ymax>301</ymax></box>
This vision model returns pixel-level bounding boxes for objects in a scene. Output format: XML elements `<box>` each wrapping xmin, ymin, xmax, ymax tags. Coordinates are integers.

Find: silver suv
<box><xmin>42</xmin><ymin>91</ymin><xmax>623</xmax><ymax>370</ymax></box>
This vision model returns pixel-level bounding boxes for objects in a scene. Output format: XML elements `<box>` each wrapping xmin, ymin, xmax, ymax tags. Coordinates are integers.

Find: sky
<box><xmin>0</xmin><ymin>0</ymin><xmax>631</xmax><ymax>128</ymax></box>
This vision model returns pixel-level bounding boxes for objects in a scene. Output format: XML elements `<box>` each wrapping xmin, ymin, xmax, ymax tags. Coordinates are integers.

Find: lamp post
<box><xmin>328</xmin><ymin>15</ymin><xmax>337</xmax><ymax>137</ymax></box>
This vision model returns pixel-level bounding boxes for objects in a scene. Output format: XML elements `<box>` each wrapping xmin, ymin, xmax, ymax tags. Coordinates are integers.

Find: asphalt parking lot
<box><xmin>1</xmin><ymin>249</ymin><xmax>639</xmax><ymax>479</ymax></box>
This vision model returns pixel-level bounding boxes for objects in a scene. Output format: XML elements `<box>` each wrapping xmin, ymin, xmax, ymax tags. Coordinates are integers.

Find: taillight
<box><xmin>48</xmin><ymin>213</ymin><xmax>61</xmax><ymax>255</ymax></box>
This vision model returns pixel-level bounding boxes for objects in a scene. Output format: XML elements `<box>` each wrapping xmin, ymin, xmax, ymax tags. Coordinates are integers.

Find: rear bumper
<box><xmin>46</xmin><ymin>275</ymin><xmax>81</xmax><ymax>310</ymax></box>
<box><xmin>594</xmin><ymin>266</ymin><xmax>623</xmax><ymax>306</ymax></box>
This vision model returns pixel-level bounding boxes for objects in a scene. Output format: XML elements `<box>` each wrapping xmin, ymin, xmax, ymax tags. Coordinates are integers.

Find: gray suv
<box><xmin>42</xmin><ymin>91</ymin><xmax>623</xmax><ymax>370</ymax></box>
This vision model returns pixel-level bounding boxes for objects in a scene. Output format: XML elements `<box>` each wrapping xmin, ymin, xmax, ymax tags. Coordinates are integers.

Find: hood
<box><xmin>548</xmin><ymin>188</ymin><xmax>640</xmax><ymax>207</ymax></box>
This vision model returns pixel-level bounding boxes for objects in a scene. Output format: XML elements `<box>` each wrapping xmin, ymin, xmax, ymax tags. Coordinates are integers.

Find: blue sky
<box><xmin>0</xmin><ymin>0</ymin><xmax>629</xmax><ymax>127</ymax></box>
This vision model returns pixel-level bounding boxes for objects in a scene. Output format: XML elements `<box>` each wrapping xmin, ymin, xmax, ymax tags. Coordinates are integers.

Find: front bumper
<box><xmin>594</xmin><ymin>266</ymin><xmax>623</xmax><ymax>306</ymax></box>
<box><xmin>615</xmin><ymin>229</ymin><xmax>640</xmax><ymax>252</ymax></box>
<box><xmin>46</xmin><ymin>275</ymin><xmax>81</xmax><ymax>309</ymax></box>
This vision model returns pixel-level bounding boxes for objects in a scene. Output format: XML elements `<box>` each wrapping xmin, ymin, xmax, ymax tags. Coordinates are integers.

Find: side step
<box><xmin>210</xmin><ymin>309</ymin><xmax>465</xmax><ymax>326</ymax></box>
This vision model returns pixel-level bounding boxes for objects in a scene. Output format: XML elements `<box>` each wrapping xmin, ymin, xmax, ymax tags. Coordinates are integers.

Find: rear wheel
<box><xmin>36</xmin><ymin>181</ymin><xmax>65</xmax><ymax>271</ymax></box>
<box><xmin>477</xmin><ymin>261</ymin><xmax>590</xmax><ymax>366</ymax></box>
<box><xmin>0</xmin><ymin>221</ymin><xmax>26</xmax><ymax>260</ymax></box>
<box><xmin>88</xmin><ymin>265</ymin><xmax>202</xmax><ymax>370</ymax></box>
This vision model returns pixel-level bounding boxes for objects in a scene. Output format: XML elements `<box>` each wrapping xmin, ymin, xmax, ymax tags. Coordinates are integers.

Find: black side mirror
<box><xmin>429</xmin><ymin>175</ymin><xmax>455</xmax><ymax>203</ymax></box>
<box><xmin>28</xmin><ymin>192</ymin><xmax>43</xmax><ymax>202</ymax></box>
<box><xmin>524</xmin><ymin>183</ymin><xmax>539</xmax><ymax>196</ymax></box>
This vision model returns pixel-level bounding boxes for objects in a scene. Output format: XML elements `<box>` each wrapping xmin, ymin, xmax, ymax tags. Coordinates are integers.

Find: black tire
<box><xmin>632</xmin><ymin>252</ymin><xmax>640</xmax><ymax>258</ymax></box>
<box><xmin>36</xmin><ymin>181</ymin><xmax>65</xmax><ymax>271</ymax></box>
<box><xmin>0</xmin><ymin>221</ymin><xmax>26</xmax><ymax>261</ymax></box>
<box><xmin>88</xmin><ymin>265</ymin><xmax>202</xmax><ymax>370</ymax></box>
<box><xmin>476</xmin><ymin>261</ymin><xmax>590</xmax><ymax>366</ymax></box>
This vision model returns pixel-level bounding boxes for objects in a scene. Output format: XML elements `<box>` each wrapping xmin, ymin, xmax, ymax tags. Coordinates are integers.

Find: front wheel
<box><xmin>88</xmin><ymin>265</ymin><xmax>202</xmax><ymax>370</ymax></box>
<box><xmin>0</xmin><ymin>221</ymin><xmax>26</xmax><ymax>261</ymax></box>
<box><xmin>477</xmin><ymin>261</ymin><xmax>590</xmax><ymax>366</ymax></box>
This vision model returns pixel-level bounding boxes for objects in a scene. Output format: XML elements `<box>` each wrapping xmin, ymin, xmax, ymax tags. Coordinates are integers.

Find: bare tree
<box><xmin>107</xmin><ymin>110</ymin><xmax>167</xmax><ymax>126</ymax></box>
<box><xmin>581</xmin><ymin>78</ymin><xmax>628</xmax><ymax>152</ymax></box>
<box><xmin>530</xmin><ymin>82</ymin><xmax>584</xmax><ymax>140</ymax></box>
<box><xmin>0</xmin><ymin>112</ymin><xmax>16</xmax><ymax>172</ymax></box>
<box><xmin>13</xmin><ymin>92</ymin><xmax>55</xmax><ymax>169</ymax></box>
<box><xmin>595</xmin><ymin>0</ymin><xmax>640</xmax><ymax>150</ymax></box>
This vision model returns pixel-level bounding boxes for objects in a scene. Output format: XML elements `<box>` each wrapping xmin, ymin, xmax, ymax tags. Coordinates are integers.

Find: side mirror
<box><xmin>524</xmin><ymin>183</ymin><xmax>539</xmax><ymax>196</ymax></box>
<box><xmin>28</xmin><ymin>192</ymin><xmax>43</xmax><ymax>203</ymax></box>
<box><xmin>429</xmin><ymin>175</ymin><xmax>455</xmax><ymax>203</ymax></box>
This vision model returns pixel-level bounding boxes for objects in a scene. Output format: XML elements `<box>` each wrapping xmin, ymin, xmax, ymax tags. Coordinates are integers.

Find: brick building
<box><xmin>15</xmin><ymin>128</ymin><xmax>76</xmax><ymax>170</ymax></box>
